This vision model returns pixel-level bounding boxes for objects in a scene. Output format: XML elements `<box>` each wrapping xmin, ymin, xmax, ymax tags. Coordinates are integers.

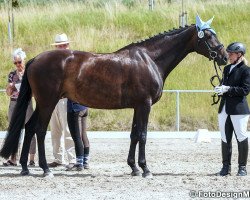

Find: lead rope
<box><xmin>210</xmin><ymin>59</ymin><xmax>223</xmax><ymax>105</ymax></box>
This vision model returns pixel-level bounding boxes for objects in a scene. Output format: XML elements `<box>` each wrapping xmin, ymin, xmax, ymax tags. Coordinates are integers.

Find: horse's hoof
<box><xmin>20</xmin><ymin>170</ymin><xmax>30</xmax><ymax>176</ymax></box>
<box><xmin>131</xmin><ymin>170</ymin><xmax>141</xmax><ymax>176</ymax></box>
<box><xmin>43</xmin><ymin>171</ymin><xmax>54</xmax><ymax>178</ymax></box>
<box><xmin>142</xmin><ymin>172</ymin><xmax>153</xmax><ymax>178</ymax></box>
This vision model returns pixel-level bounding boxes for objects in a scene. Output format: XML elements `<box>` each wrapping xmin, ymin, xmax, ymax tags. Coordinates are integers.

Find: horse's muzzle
<box><xmin>217</xmin><ymin>56</ymin><xmax>228</xmax><ymax>66</ymax></box>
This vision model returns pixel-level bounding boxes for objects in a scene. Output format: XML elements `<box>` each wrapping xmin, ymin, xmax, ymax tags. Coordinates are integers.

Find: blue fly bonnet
<box><xmin>196</xmin><ymin>15</ymin><xmax>216</xmax><ymax>38</ymax></box>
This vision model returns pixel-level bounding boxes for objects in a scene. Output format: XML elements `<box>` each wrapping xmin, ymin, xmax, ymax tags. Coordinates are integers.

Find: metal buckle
<box><xmin>210</xmin><ymin>51</ymin><xmax>217</xmax><ymax>59</ymax></box>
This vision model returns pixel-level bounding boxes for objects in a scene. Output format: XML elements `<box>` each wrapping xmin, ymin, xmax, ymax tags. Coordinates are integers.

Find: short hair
<box><xmin>12</xmin><ymin>48</ymin><xmax>26</xmax><ymax>61</ymax></box>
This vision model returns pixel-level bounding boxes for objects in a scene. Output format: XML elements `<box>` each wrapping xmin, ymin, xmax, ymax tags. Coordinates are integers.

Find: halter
<box><xmin>197</xmin><ymin>28</ymin><xmax>224</xmax><ymax>105</ymax></box>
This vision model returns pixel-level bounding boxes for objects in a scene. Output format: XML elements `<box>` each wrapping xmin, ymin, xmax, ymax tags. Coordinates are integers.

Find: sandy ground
<box><xmin>0</xmin><ymin>137</ymin><xmax>250</xmax><ymax>200</ymax></box>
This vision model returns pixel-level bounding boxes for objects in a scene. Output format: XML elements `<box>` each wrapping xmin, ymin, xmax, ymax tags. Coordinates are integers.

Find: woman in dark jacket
<box><xmin>215</xmin><ymin>42</ymin><xmax>250</xmax><ymax>176</ymax></box>
<box><xmin>66</xmin><ymin>99</ymin><xmax>90</xmax><ymax>170</ymax></box>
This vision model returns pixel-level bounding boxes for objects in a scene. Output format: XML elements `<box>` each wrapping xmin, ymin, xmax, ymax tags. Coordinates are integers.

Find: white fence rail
<box><xmin>0</xmin><ymin>89</ymin><xmax>214</xmax><ymax>131</ymax></box>
<box><xmin>163</xmin><ymin>90</ymin><xmax>214</xmax><ymax>131</ymax></box>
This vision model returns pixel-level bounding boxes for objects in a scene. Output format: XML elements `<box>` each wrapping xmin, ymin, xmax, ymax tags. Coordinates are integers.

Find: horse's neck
<box><xmin>145</xmin><ymin>26</ymin><xmax>196</xmax><ymax>81</ymax></box>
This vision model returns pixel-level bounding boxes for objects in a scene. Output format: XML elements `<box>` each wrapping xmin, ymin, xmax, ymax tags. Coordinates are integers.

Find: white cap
<box><xmin>51</xmin><ymin>33</ymin><xmax>71</xmax><ymax>45</ymax></box>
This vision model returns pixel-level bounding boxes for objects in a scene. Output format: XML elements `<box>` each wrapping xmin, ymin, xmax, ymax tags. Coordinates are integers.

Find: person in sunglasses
<box><xmin>3</xmin><ymin>48</ymin><xmax>36</xmax><ymax>167</ymax></box>
<box><xmin>214</xmin><ymin>42</ymin><xmax>250</xmax><ymax>176</ymax></box>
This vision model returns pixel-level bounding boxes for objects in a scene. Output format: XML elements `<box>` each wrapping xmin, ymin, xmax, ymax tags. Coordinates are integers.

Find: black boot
<box><xmin>237</xmin><ymin>138</ymin><xmax>248</xmax><ymax>176</ymax></box>
<box><xmin>217</xmin><ymin>141</ymin><xmax>232</xmax><ymax>176</ymax></box>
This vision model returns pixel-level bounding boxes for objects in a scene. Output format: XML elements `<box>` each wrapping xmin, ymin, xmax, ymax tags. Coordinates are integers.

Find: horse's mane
<box><xmin>118</xmin><ymin>24</ymin><xmax>195</xmax><ymax>51</ymax></box>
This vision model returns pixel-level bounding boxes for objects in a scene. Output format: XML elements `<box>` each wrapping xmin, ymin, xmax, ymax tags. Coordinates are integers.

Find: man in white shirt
<box><xmin>48</xmin><ymin>33</ymin><xmax>75</xmax><ymax>167</ymax></box>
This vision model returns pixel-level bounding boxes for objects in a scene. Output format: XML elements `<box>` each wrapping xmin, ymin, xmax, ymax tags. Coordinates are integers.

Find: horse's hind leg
<box><xmin>127</xmin><ymin>110</ymin><xmax>141</xmax><ymax>176</ymax></box>
<box><xmin>37</xmin><ymin>130</ymin><xmax>52</xmax><ymax>177</ymax></box>
<box><xmin>35</xmin><ymin>105</ymin><xmax>57</xmax><ymax>177</ymax></box>
<box><xmin>19</xmin><ymin>110</ymin><xmax>38</xmax><ymax>175</ymax></box>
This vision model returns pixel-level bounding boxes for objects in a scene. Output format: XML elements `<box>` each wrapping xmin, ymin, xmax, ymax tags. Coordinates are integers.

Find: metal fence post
<box><xmin>148</xmin><ymin>0</ymin><xmax>154</xmax><ymax>10</ymax></box>
<box><xmin>176</xmin><ymin>91</ymin><xmax>180</xmax><ymax>131</ymax></box>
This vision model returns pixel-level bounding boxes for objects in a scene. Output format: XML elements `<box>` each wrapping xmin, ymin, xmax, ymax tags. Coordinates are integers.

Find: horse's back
<box><xmin>27</xmin><ymin>49</ymin><xmax>163</xmax><ymax>109</ymax></box>
<box><xmin>64</xmin><ymin>49</ymin><xmax>163</xmax><ymax>108</ymax></box>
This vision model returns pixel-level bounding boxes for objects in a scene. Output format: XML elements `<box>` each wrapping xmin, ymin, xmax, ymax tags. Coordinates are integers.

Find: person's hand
<box><xmin>6</xmin><ymin>83</ymin><xmax>15</xmax><ymax>96</ymax></box>
<box><xmin>214</xmin><ymin>85</ymin><xmax>230</xmax><ymax>95</ymax></box>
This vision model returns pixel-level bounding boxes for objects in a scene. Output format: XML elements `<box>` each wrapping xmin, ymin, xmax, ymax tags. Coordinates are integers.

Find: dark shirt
<box><xmin>67</xmin><ymin>99</ymin><xmax>87</xmax><ymax>113</ymax></box>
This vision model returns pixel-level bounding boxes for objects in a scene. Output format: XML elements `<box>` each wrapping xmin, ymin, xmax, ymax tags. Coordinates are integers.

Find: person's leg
<box><xmin>3</xmin><ymin>101</ymin><xmax>17</xmax><ymax>166</ymax></box>
<box><xmin>60</xmin><ymin>99</ymin><xmax>75</xmax><ymax>165</ymax></box>
<box><xmin>217</xmin><ymin>106</ymin><xmax>233</xmax><ymax>176</ymax></box>
<box><xmin>231</xmin><ymin>114</ymin><xmax>249</xmax><ymax>176</ymax></box>
<box><xmin>28</xmin><ymin>135</ymin><xmax>36</xmax><ymax>166</ymax></box>
<box><xmin>49</xmin><ymin>102</ymin><xmax>64</xmax><ymax>166</ymax></box>
<box><xmin>79</xmin><ymin>109</ymin><xmax>90</xmax><ymax>169</ymax></box>
<box><xmin>66</xmin><ymin>111</ymin><xmax>84</xmax><ymax>171</ymax></box>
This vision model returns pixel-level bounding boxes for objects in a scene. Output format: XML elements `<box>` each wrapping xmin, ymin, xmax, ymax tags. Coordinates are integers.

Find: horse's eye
<box><xmin>206</xmin><ymin>34</ymin><xmax>212</xmax><ymax>39</ymax></box>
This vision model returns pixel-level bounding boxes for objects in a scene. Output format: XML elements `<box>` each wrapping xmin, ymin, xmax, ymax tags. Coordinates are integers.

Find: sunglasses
<box><xmin>56</xmin><ymin>44</ymin><xmax>69</xmax><ymax>49</ymax></box>
<box><xmin>14</xmin><ymin>61</ymin><xmax>22</xmax><ymax>65</ymax></box>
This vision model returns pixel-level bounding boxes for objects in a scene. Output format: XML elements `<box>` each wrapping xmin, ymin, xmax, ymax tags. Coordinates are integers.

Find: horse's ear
<box><xmin>196</xmin><ymin>14</ymin><xmax>204</xmax><ymax>29</ymax></box>
<box><xmin>206</xmin><ymin>16</ymin><xmax>214</xmax><ymax>26</ymax></box>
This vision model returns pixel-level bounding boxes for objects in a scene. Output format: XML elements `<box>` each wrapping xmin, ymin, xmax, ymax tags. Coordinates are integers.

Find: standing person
<box><xmin>66</xmin><ymin>100</ymin><xmax>90</xmax><ymax>171</ymax></box>
<box><xmin>3</xmin><ymin>48</ymin><xmax>36</xmax><ymax>167</ymax></box>
<box><xmin>48</xmin><ymin>33</ymin><xmax>75</xmax><ymax>167</ymax></box>
<box><xmin>214</xmin><ymin>42</ymin><xmax>250</xmax><ymax>176</ymax></box>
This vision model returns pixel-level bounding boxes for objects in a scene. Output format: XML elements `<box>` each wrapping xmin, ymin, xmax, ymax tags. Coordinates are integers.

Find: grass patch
<box><xmin>0</xmin><ymin>0</ymin><xmax>249</xmax><ymax>131</ymax></box>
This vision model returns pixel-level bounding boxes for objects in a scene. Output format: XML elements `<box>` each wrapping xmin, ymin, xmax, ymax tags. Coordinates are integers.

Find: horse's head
<box><xmin>194</xmin><ymin>15</ymin><xmax>228</xmax><ymax>66</ymax></box>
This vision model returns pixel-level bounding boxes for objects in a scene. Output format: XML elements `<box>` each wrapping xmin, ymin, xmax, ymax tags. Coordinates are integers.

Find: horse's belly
<box><xmin>75</xmin><ymin>88</ymin><xmax>130</xmax><ymax>109</ymax></box>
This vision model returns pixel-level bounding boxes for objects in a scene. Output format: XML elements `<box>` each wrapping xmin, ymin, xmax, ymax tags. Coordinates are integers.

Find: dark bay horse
<box><xmin>0</xmin><ymin>23</ymin><xmax>227</xmax><ymax>177</ymax></box>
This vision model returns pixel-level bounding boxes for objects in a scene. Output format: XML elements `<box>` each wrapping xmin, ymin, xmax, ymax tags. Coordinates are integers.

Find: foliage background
<box><xmin>0</xmin><ymin>0</ymin><xmax>249</xmax><ymax>131</ymax></box>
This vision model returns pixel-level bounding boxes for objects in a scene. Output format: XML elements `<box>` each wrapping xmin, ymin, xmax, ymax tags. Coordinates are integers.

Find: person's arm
<box><xmin>6</xmin><ymin>83</ymin><xmax>15</xmax><ymax>96</ymax></box>
<box><xmin>227</xmin><ymin>68</ymin><xmax>250</xmax><ymax>97</ymax></box>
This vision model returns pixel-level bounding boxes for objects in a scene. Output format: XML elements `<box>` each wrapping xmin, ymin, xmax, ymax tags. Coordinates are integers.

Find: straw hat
<box><xmin>51</xmin><ymin>33</ymin><xmax>71</xmax><ymax>46</ymax></box>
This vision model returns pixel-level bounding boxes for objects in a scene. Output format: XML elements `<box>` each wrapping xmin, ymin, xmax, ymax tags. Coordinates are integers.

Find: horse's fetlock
<box><xmin>127</xmin><ymin>158</ymin><xmax>135</xmax><ymax>166</ymax></box>
<box><xmin>138</xmin><ymin>160</ymin><xmax>146</xmax><ymax>168</ymax></box>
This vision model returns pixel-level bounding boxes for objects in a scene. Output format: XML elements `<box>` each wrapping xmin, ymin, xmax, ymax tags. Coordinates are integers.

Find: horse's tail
<box><xmin>0</xmin><ymin>58</ymin><xmax>34</xmax><ymax>159</ymax></box>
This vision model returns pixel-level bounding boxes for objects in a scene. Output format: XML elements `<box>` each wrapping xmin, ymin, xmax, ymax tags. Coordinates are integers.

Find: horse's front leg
<box><xmin>138</xmin><ymin>132</ymin><xmax>152</xmax><ymax>178</ymax></box>
<box><xmin>136</xmin><ymin>102</ymin><xmax>153</xmax><ymax>178</ymax></box>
